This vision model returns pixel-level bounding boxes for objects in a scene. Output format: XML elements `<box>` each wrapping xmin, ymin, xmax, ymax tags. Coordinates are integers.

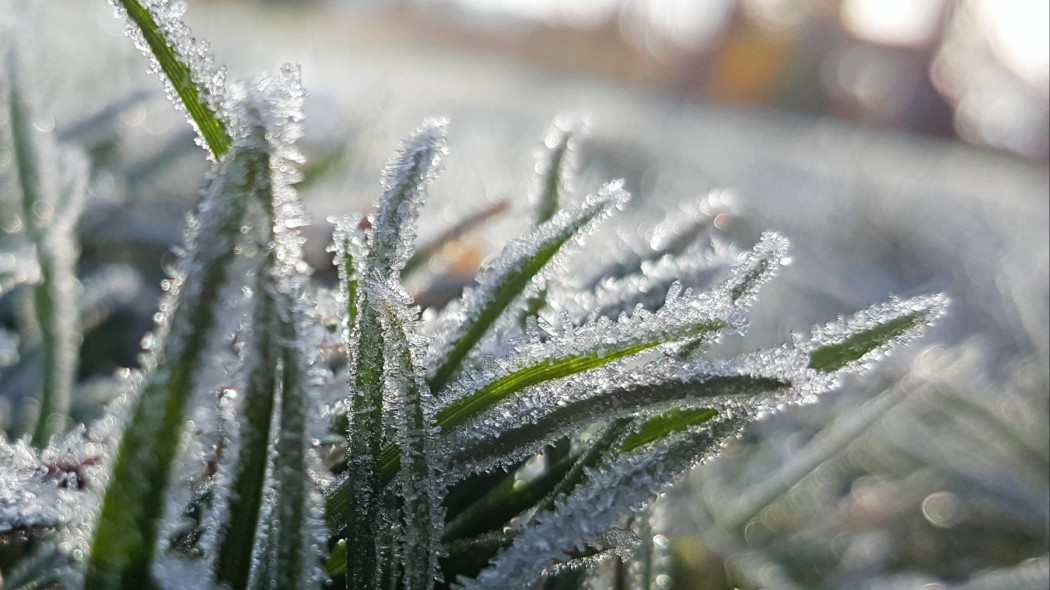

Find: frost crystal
<box><xmin>107</xmin><ymin>0</ymin><xmax>229</xmax><ymax>156</ymax></box>
<box><xmin>456</xmin><ymin>417</ymin><xmax>746</xmax><ymax>590</ymax></box>
<box><xmin>372</xmin><ymin>281</ymin><xmax>443</xmax><ymax>589</ymax></box>
<box><xmin>427</xmin><ymin>181</ymin><xmax>631</xmax><ymax>390</ymax></box>
<box><xmin>369</xmin><ymin>119</ymin><xmax>448</xmax><ymax>281</ymax></box>
<box><xmin>437</xmin><ymin>284</ymin><xmax>742</xmax><ymax>457</ymax></box>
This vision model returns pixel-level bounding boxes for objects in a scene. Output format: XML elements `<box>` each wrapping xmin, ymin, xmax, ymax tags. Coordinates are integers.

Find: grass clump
<box><xmin>0</xmin><ymin>2</ymin><xmax>946</xmax><ymax>589</ymax></box>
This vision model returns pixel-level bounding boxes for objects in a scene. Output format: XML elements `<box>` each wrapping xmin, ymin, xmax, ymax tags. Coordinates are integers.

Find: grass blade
<box><xmin>531</xmin><ymin>418</ymin><xmax>632</xmax><ymax>516</ymax></box>
<box><xmin>436</xmin><ymin>284</ymin><xmax>735</xmax><ymax>434</ymax></box>
<box><xmin>441</xmin><ymin>454</ymin><xmax>577</xmax><ymax>542</ymax></box>
<box><xmin>266</xmin><ymin>297</ymin><xmax>311</xmax><ymax>590</ymax></box>
<box><xmin>367</xmin><ymin>119</ymin><xmax>448</xmax><ymax>281</ymax></box>
<box><xmin>5</xmin><ymin>51</ymin><xmax>85</xmax><ymax>448</ymax></box>
<box><xmin>338</xmin><ymin>119</ymin><xmax>447</xmax><ymax>585</ymax></box>
<box><xmin>428</xmin><ymin>182</ymin><xmax>630</xmax><ymax>393</ymax></box>
<box><xmin>109</xmin><ymin>0</ymin><xmax>230</xmax><ymax>158</ymax></box>
<box><xmin>620</xmin><ymin>407</ymin><xmax>718</xmax><ymax>452</ymax></box>
<box><xmin>375</xmin><ymin>286</ymin><xmax>441</xmax><ymax>590</ymax></box>
<box><xmin>85</xmin><ymin>143</ymin><xmax>268</xmax><ymax>589</ymax></box>
<box><xmin>448</xmin><ymin>368</ymin><xmax>783</xmax><ymax>476</ymax></box>
<box><xmin>805</xmin><ymin>294</ymin><xmax>948</xmax><ymax>373</ymax></box>
<box><xmin>459</xmin><ymin>417</ymin><xmax>745</xmax><ymax>590</ymax></box>
<box><xmin>344</xmin><ymin>293</ymin><xmax>385</xmax><ymax>588</ymax></box>
<box><xmin>214</xmin><ymin>275</ymin><xmax>278</xmax><ymax>590</ymax></box>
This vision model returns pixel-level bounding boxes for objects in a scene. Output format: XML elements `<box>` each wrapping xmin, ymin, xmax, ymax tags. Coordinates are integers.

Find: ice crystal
<box><xmin>372</xmin><ymin>281</ymin><xmax>443</xmax><ymax>589</ymax></box>
<box><xmin>427</xmin><ymin>181</ymin><xmax>631</xmax><ymax>392</ymax></box>
<box><xmin>454</xmin><ymin>417</ymin><xmax>746</xmax><ymax>590</ymax></box>
<box><xmin>369</xmin><ymin>119</ymin><xmax>448</xmax><ymax>282</ymax></box>
<box><xmin>107</xmin><ymin>0</ymin><xmax>229</xmax><ymax>156</ymax></box>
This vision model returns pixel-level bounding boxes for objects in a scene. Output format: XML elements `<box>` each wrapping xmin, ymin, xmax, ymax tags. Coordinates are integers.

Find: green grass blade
<box><xmin>441</xmin><ymin>453</ymin><xmax>578</xmax><ymax>542</ymax></box>
<box><xmin>436</xmin><ymin>342</ymin><xmax>661</xmax><ymax>432</ymax></box>
<box><xmin>458</xmin><ymin>418</ymin><xmax>746</xmax><ymax>590</ymax></box>
<box><xmin>344</xmin><ymin>298</ymin><xmax>385</xmax><ymax>589</ymax></box>
<box><xmin>85</xmin><ymin>144</ymin><xmax>267</xmax><ymax>589</ymax></box>
<box><xmin>111</xmin><ymin>0</ymin><xmax>230</xmax><ymax>158</ymax></box>
<box><xmin>427</xmin><ymin>182</ymin><xmax>630</xmax><ymax>394</ymax></box>
<box><xmin>367</xmin><ymin>120</ymin><xmax>448</xmax><ymax>280</ymax></box>
<box><xmin>809</xmin><ymin>315</ymin><xmax>918</xmax><ymax>372</ymax></box>
<box><xmin>268</xmin><ymin>298</ymin><xmax>310</xmax><ymax>590</ymax></box>
<box><xmin>377</xmin><ymin>290</ymin><xmax>440</xmax><ymax>590</ymax></box>
<box><xmin>806</xmin><ymin>294</ymin><xmax>948</xmax><ymax>373</ymax></box>
<box><xmin>435</xmin><ymin>282</ymin><xmax>735</xmax><ymax>433</ymax></box>
<box><xmin>532</xmin><ymin>418</ymin><xmax>631</xmax><ymax>516</ymax></box>
<box><xmin>5</xmin><ymin>51</ymin><xmax>83</xmax><ymax>448</ymax></box>
<box><xmin>331</xmin><ymin>215</ymin><xmax>368</xmax><ymax>355</ymax></box>
<box><xmin>337</xmin><ymin>139</ymin><xmax>442</xmax><ymax>580</ymax></box>
<box><xmin>620</xmin><ymin>407</ymin><xmax>718</xmax><ymax>452</ymax></box>
<box><xmin>449</xmin><ymin>371</ymin><xmax>784</xmax><ymax>475</ymax></box>
<box><xmin>215</xmin><ymin>277</ymin><xmax>278</xmax><ymax>590</ymax></box>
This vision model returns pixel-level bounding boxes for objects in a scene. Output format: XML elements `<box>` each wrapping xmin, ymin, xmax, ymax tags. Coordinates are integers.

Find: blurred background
<box><xmin>1</xmin><ymin>0</ymin><xmax>1047</xmax><ymax>588</ymax></box>
<box><xmin>208</xmin><ymin>0</ymin><xmax>1050</xmax><ymax>160</ymax></box>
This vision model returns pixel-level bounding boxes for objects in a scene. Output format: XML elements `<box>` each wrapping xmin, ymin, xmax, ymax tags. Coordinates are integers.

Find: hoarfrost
<box><xmin>0</xmin><ymin>390</ymin><xmax>128</xmax><ymax>568</ymax></box>
<box><xmin>106</xmin><ymin>0</ymin><xmax>229</xmax><ymax>156</ymax></box>
<box><xmin>329</xmin><ymin>213</ymin><xmax>370</xmax><ymax>375</ymax></box>
<box><xmin>722</xmin><ymin>231</ymin><xmax>789</xmax><ymax>307</ymax></box>
<box><xmin>427</xmin><ymin>181</ymin><xmax>630</xmax><ymax>390</ymax></box>
<box><xmin>799</xmin><ymin>293</ymin><xmax>949</xmax><ymax>373</ymax></box>
<box><xmin>443</xmin><ymin>346</ymin><xmax>827</xmax><ymax>480</ymax></box>
<box><xmin>438</xmin><ymin>281</ymin><xmax>741</xmax><ymax>432</ymax></box>
<box><xmin>368</xmin><ymin>119</ymin><xmax>448</xmax><ymax>281</ymax></box>
<box><xmin>227</xmin><ymin>64</ymin><xmax>309</xmax><ymax>288</ymax></box>
<box><xmin>455</xmin><ymin>416</ymin><xmax>747</xmax><ymax>590</ymax></box>
<box><xmin>371</xmin><ymin>280</ymin><xmax>443</xmax><ymax>589</ymax></box>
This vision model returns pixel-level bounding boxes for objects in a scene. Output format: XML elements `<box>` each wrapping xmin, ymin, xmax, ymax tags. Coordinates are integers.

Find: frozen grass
<box><xmin>1</xmin><ymin>2</ymin><xmax>1045</xmax><ymax>590</ymax></box>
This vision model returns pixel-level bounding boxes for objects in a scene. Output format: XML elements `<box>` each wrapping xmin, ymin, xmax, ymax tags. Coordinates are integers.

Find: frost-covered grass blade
<box><xmin>86</xmin><ymin>142</ymin><xmax>268</xmax><ymax>589</ymax></box>
<box><xmin>267</xmin><ymin>296</ymin><xmax>313</xmax><ymax>590</ymax></box>
<box><xmin>435</xmin><ymin>301</ymin><xmax>730</xmax><ymax>433</ymax></box>
<box><xmin>620</xmin><ymin>407</ymin><xmax>718</xmax><ymax>452</ymax></box>
<box><xmin>375</xmin><ymin>286</ymin><xmax>441</xmax><ymax>590</ymax></box>
<box><xmin>214</xmin><ymin>279</ymin><xmax>277</xmax><ymax>590</ymax></box>
<box><xmin>367</xmin><ymin>120</ymin><xmax>448</xmax><ymax>281</ymax></box>
<box><xmin>343</xmin><ymin>285</ymin><xmax>386</xmax><ymax>588</ymax></box>
<box><xmin>4</xmin><ymin>49</ymin><xmax>86</xmax><ymax>449</ymax></box>
<box><xmin>804</xmin><ymin>294</ymin><xmax>948</xmax><ymax>373</ymax></box>
<box><xmin>109</xmin><ymin>0</ymin><xmax>230</xmax><ymax>157</ymax></box>
<box><xmin>428</xmin><ymin>182</ymin><xmax>629</xmax><ymax>393</ymax></box>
